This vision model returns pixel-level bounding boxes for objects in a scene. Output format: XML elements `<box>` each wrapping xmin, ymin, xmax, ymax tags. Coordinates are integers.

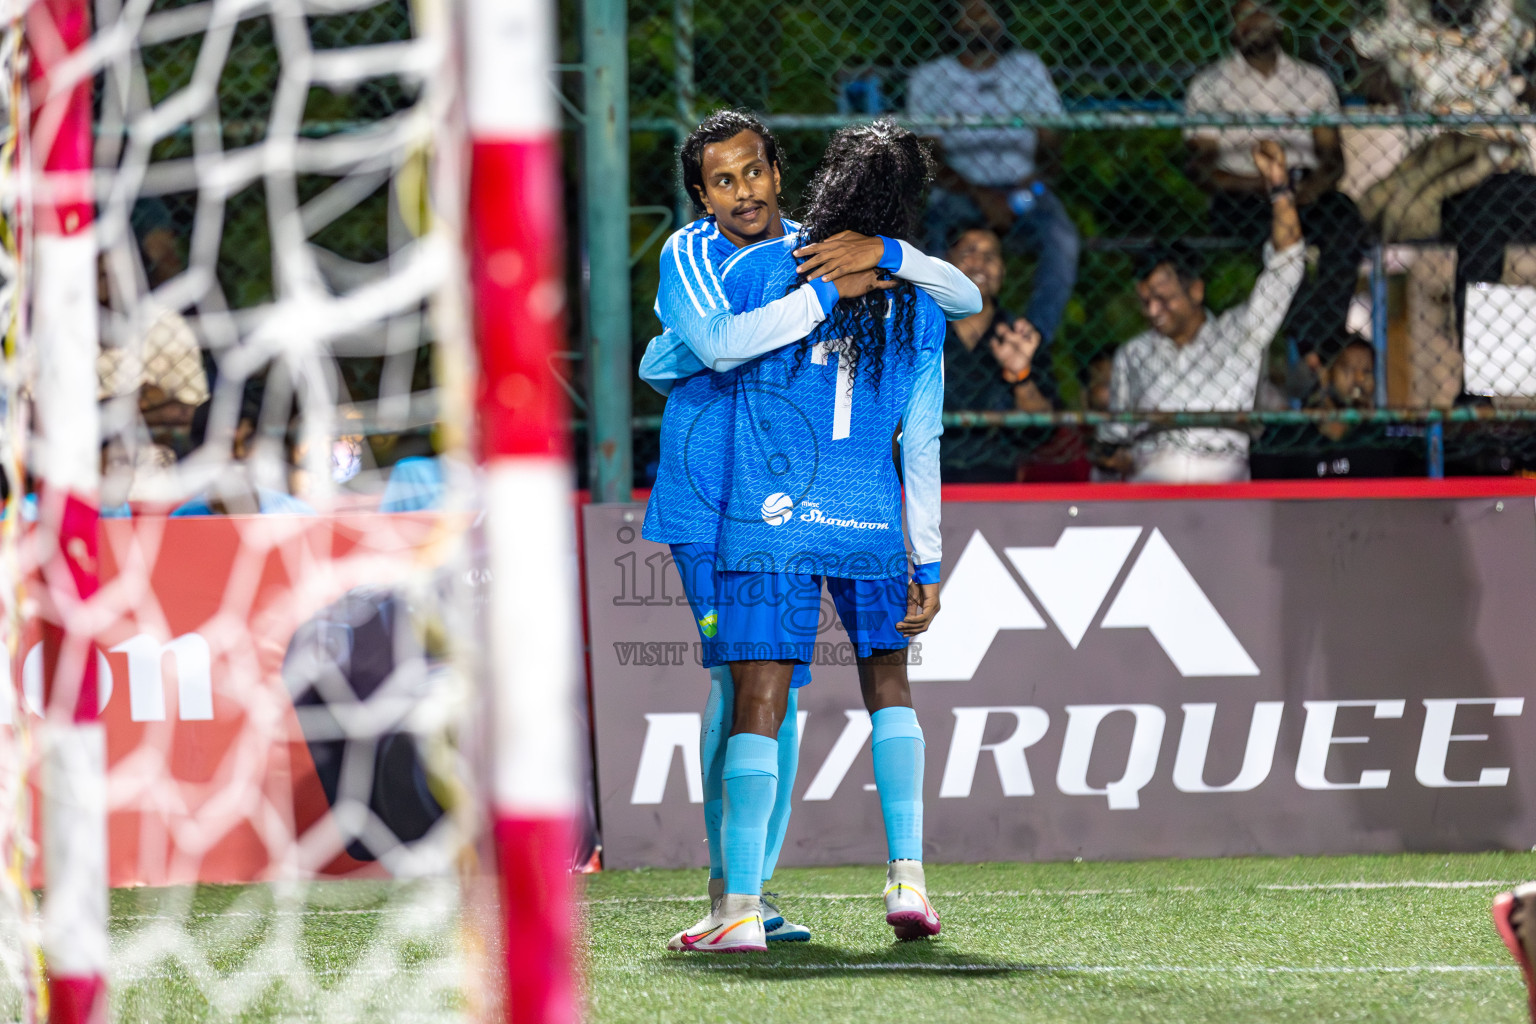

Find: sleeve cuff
<box><xmin>878</xmin><ymin>236</ymin><xmax>903</xmax><ymax>272</ymax></box>
<box><xmin>912</xmin><ymin>561</ymin><xmax>942</xmax><ymax>585</ymax></box>
<box><xmin>806</xmin><ymin>277</ymin><xmax>840</xmax><ymax>315</ymax></box>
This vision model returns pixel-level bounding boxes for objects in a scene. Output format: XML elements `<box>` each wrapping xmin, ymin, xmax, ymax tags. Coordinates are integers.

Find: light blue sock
<box><xmin>721</xmin><ymin>732</ymin><xmax>778</xmax><ymax>896</ymax></box>
<box><xmin>760</xmin><ymin>686</ymin><xmax>799</xmax><ymax>883</ymax></box>
<box><xmin>871</xmin><ymin>706</ymin><xmax>925</xmax><ymax>862</ymax></box>
<box><xmin>700</xmin><ymin>666</ymin><xmax>733</xmax><ymax>880</ymax></box>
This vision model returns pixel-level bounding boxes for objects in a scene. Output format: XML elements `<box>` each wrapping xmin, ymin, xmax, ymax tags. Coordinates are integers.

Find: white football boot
<box><xmin>666</xmin><ymin>892</ymin><xmax>766</xmax><ymax>953</ymax></box>
<box><xmin>883</xmin><ymin>859</ymin><xmax>941</xmax><ymax>940</ymax></box>
<box><xmin>761</xmin><ymin>892</ymin><xmax>812</xmax><ymax>942</ymax></box>
<box><xmin>706</xmin><ymin>876</ymin><xmax>811</xmax><ymax>942</ymax></box>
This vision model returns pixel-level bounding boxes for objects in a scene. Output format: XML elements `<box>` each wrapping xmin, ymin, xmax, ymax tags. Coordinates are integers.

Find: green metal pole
<box><xmin>583</xmin><ymin>0</ymin><xmax>631</xmax><ymax>501</ymax></box>
<box><xmin>672</xmin><ymin>0</ymin><xmax>695</xmax><ymax>222</ymax></box>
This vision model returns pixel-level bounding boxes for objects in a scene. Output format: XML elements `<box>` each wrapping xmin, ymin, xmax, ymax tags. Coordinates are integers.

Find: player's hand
<box><xmin>1252</xmin><ymin>140</ymin><xmax>1289</xmax><ymax>190</ymax></box>
<box><xmin>990</xmin><ymin>317</ymin><xmax>1041</xmax><ymax>377</ymax></box>
<box><xmin>833</xmin><ymin>268</ymin><xmax>899</xmax><ymax>300</ymax></box>
<box><xmin>897</xmin><ymin>581</ymin><xmax>941</xmax><ymax>637</ymax></box>
<box><xmin>793</xmin><ymin>230</ymin><xmax>886</xmax><ymax>282</ymax></box>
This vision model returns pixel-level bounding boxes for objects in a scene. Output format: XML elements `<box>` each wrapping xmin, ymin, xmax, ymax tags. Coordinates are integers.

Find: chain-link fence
<box><xmin>621</xmin><ymin>0</ymin><xmax>1536</xmax><ymax>484</ymax></box>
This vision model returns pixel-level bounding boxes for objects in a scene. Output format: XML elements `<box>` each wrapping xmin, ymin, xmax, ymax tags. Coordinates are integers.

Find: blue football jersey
<box><xmin>715</xmin><ymin>233</ymin><xmax>946</xmax><ymax>580</ymax></box>
<box><xmin>641</xmin><ymin>216</ymin><xmax>830</xmax><ymax>544</ymax></box>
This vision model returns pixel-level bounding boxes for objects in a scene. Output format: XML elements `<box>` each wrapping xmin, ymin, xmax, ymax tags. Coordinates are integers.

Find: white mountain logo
<box><xmin>910</xmin><ymin>527</ymin><xmax>1260</xmax><ymax>682</ymax></box>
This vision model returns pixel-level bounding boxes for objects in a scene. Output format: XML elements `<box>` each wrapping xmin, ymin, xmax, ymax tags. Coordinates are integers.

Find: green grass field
<box><xmin>584</xmin><ymin>852</ymin><xmax>1536</xmax><ymax>1024</ymax></box>
<box><xmin>6</xmin><ymin>852</ymin><xmax>1534</xmax><ymax>1022</ymax></box>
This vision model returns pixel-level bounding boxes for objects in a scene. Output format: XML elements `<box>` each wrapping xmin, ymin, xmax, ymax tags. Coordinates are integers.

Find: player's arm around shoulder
<box><xmin>793</xmin><ymin>231</ymin><xmax>981</xmax><ymax>320</ymax></box>
<box><xmin>890</xmin><ymin>239</ymin><xmax>982</xmax><ymax>320</ymax></box>
<box><xmin>665</xmin><ymin>231</ymin><xmax>845</xmax><ymax>373</ymax></box>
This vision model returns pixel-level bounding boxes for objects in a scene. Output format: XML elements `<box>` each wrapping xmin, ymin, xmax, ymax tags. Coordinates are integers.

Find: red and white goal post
<box><xmin>0</xmin><ymin>0</ymin><xmax>583</xmax><ymax>1017</ymax></box>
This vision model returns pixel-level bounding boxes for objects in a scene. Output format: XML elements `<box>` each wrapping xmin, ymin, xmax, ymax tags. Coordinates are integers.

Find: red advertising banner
<box><xmin>6</xmin><ymin>514</ymin><xmax>455</xmax><ymax>887</ymax></box>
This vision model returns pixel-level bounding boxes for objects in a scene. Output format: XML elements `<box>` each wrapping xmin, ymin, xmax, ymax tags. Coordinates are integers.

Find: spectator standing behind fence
<box><xmin>940</xmin><ymin>227</ymin><xmax>1053</xmax><ymax>482</ymax></box>
<box><xmin>1351</xmin><ymin>0</ymin><xmax>1536</xmax><ymax>332</ymax></box>
<box><xmin>906</xmin><ymin>0</ymin><xmax>1080</xmax><ymax>352</ymax></box>
<box><xmin>1185</xmin><ymin>0</ymin><xmax>1368</xmax><ymax>365</ymax></box>
<box><xmin>1100</xmin><ymin>142</ymin><xmax>1304</xmax><ymax>483</ymax></box>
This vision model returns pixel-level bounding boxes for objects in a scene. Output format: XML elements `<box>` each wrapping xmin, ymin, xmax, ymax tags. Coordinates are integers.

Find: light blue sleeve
<box><xmin>900</xmin><ymin>331</ymin><xmax>946</xmax><ymax>579</ymax></box>
<box><xmin>637</xmin><ymin>331</ymin><xmax>704</xmax><ymax>395</ymax></box>
<box><xmin>893</xmin><ymin>240</ymin><xmax>983</xmax><ymax>321</ymax></box>
<box><xmin>653</xmin><ymin>228</ymin><xmax>834</xmax><ymax>379</ymax></box>
<box><xmin>380</xmin><ymin>456</ymin><xmax>445</xmax><ymax>513</ymax></box>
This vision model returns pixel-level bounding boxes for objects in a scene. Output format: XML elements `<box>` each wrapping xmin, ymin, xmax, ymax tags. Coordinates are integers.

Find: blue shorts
<box><xmin>713</xmin><ymin>569</ymin><xmax>909</xmax><ymax>667</ymax></box>
<box><xmin>670</xmin><ymin>543</ymin><xmax>810</xmax><ymax>687</ymax></box>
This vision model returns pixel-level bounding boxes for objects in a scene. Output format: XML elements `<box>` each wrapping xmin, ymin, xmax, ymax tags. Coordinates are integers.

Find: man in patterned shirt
<box><xmin>1099</xmin><ymin>141</ymin><xmax>1303</xmax><ymax>482</ymax></box>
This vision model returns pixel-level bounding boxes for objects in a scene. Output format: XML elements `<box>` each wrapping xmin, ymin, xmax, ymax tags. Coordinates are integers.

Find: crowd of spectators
<box><xmin>4</xmin><ymin>198</ymin><xmax>450</xmax><ymax>521</ymax></box>
<box><xmin>902</xmin><ymin>0</ymin><xmax>1536</xmax><ymax>483</ymax></box>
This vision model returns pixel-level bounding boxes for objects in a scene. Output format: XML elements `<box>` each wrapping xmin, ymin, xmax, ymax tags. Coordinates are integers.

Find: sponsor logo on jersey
<box><xmin>761</xmin><ymin>493</ymin><xmax>795</xmax><ymax>526</ymax></box>
<box><xmin>795</xmin><ymin>501</ymin><xmax>890</xmax><ymax>531</ymax></box>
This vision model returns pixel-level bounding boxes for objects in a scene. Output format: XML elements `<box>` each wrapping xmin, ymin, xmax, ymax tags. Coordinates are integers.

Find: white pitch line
<box><xmin>582</xmin><ymin>879</ymin><xmax>1521</xmax><ymax>905</ymax></box>
<box><xmin>643</xmin><ymin>963</ymin><xmax>1518</xmax><ymax>975</ymax></box>
<box><xmin>1259</xmin><ymin>881</ymin><xmax>1517</xmax><ymax>891</ymax></box>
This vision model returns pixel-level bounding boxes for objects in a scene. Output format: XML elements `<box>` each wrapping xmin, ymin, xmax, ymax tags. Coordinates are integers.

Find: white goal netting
<box><xmin>0</xmin><ymin>0</ymin><xmax>516</xmax><ymax>1015</ymax></box>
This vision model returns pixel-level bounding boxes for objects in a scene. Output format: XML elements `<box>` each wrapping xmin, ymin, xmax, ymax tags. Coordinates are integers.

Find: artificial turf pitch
<box><xmin>584</xmin><ymin>851</ymin><xmax>1536</xmax><ymax>1024</ymax></box>
<box><xmin>12</xmin><ymin>851</ymin><xmax>1536</xmax><ymax>1021</ymax></box>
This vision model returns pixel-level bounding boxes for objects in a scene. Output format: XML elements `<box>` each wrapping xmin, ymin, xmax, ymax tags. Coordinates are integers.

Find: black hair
<box><xmin>1315</xmin><ymin>332</ymin><xmax>1375</xmax><ymax>368</ymax></box>
<box><xmin>189</xmin><ymin>400</ymin><xmax>213</xmax><ymax>449</ymax></box>
<box><xmin>1134</xmin><ymin>241</ymin><xmax>1205</xmax><ymax>289</ymax></box>
<box><xmin>188</xmin><ymin>375</ymin><xmax>301</xmax><ymax>461</ymax></box>
<box><xmin>792</xmin><ymin>119</ymin><xmax>933</xmax><ymax>394</ymax></box>
<box><xmin>378</xmin><ymin>429</ymin><xmax>437</xmax><ymax>466</ymax></box>
<box><xmin>943</xmin><ymin>219</ymin><xmax>996</xmax><ymax>256</ymax></box>
<box><xmin>679</xmin><ymin>109</ymin><xmax>781</xmax><ymax>214</ymax></box>
<box><xmin>1077</xmin><ymin>347</ymin><xmax>1115</xmax><ymax>388</ymax></box>
<box><xmin>1429</xmin><ymin>0</ymin><xmax>1483</xmax><ymax>28</ymax></box>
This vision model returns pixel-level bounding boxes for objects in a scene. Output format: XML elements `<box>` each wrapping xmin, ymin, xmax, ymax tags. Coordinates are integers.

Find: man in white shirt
<box><xmin>1101</xmin><ymin>142</ymin><xmax>1305</xmax><ymax>483</ymax></box>
<box><xmin>906</xmin><ymin>0</ymin><xmax>1080</xmax><ymax>351</ymax></box>
<box><xmin>1185</xmin><ymin>0</ymin><xmax>1367</xmax><ymax>368</ymax></box>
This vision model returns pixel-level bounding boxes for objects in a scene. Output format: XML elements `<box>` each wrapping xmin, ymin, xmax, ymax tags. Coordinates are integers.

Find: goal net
<box><xmin>0</xmin><ymin>0</ymin><xmax>580</xmax><ymax>1016</ymax></box>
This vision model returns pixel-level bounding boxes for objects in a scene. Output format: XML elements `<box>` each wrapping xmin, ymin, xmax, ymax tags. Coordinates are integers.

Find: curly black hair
<box><xmin>794</xmin><ymin>118</ymin><xmax>934</xmax><ymax>393</ymax></box>
<box><xmin>679</xmin><ymin>109</ymin><xmax>781</xmax><ymax>214</ymax></box>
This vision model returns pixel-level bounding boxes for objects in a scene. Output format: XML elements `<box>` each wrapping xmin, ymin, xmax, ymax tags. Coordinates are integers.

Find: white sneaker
<box><xmin>883</xmin><ymin>860</ymin><xmax>940</xmax><ymax>940</ymax></box>
<box><xmin>666</xmin><ymin>893</ymin><xmax>766</xmax><ymax>953</ymax></box>
<box><xmin>761</xmin><ymin>892</ymin><xmax>811</xmax><ymax>942</ymax></box>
